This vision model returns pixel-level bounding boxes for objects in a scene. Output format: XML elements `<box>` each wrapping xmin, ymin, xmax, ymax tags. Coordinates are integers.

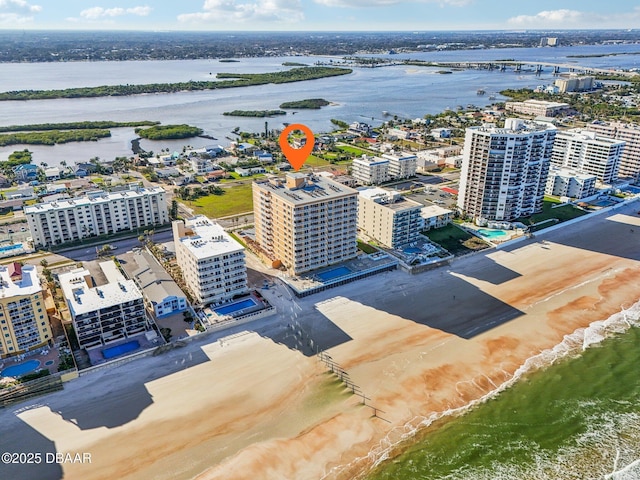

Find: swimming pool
<box><xmin>404</xmin><ymin>247</ymin><xmax>422</xmax><ymax>254</ymax></box>
<box><xmin>621</xmin><ymin>185</ymin><xmax>640</xmax><ymax>194</ymax></box>
<box><xmin>1</xmin><ymin>359</ymin><xmax>40</xmax><ymax>377</ymax></box>
<box><xmin>213</xmin><ymin>298</ymin><xmax>257</xmax><ymax>315</ymax></box>
<box><xmin>0</xmin><ymin>243</ymin><xmax>23</xmax><ymax>253</ymax></box>
<box><xmin>102</xmin><ymin>340</ymin><xmax>140</xmax><ymax>360</ymax></box>
<box><xmin>316</xmin><ymin>266</ymin><xmax>352</xmax><ymax>282</ymax></box>
<box><xmin>477</xmin><ymin>229</ymin><xmax>509</xmax><ymax>239</ymax></box>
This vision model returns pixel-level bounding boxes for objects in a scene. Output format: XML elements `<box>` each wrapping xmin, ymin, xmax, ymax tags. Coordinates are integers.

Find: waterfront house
<box><xmin>13</xmin><ymin>164</ymin><xmax>38</xmax><ymax>182</ymax></box>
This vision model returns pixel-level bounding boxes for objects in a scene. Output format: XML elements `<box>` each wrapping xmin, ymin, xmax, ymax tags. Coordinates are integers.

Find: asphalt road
<box><xmin>61</xmin><ymin>229</ymin><xmax>174</xmax><ymax>261</ymax></box>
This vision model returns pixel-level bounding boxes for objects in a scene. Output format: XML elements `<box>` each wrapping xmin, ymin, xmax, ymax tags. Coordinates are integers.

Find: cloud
<box><xmin>507</xmin><ymin>8</ymin><xmax>640</xmax><ymax>29</ymax></box>
<box><xmin>312</xmin><ymin>0</ymin><xmax>471</xmax><ymax>8</ymax></box>
<box><xmin>79</xmin><ymin>5</ymin><xmax>152</xmax><ymax>20</ymax></box>
<box><xmin>178</xmin><ymin>0</ymin><xmax>304</xmax><ymax>23</ymax></box>
<box><xmin>0</xmin><ymin>0</ymin><xmax>41</xmax><ymax>24</ymax></box>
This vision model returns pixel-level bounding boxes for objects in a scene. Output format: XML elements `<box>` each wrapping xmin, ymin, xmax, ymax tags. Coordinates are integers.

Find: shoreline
<box><xmin>1</xmin><ymin>200</ymin><xmax>639</xmax><ymax>480</ymax></box>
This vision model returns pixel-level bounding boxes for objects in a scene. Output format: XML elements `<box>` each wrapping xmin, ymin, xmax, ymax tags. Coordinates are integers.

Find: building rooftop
<box><xmin>59</xmin><ymin>263</ymin><xmax>143</xmax><ymax>316</ymax></box>
<box><xmin>549</xmin><ymin>167</ymin><xmax>598</xmax><ymax>180</ymax></box>
<box><xmin>254</xmin><ymin>173</ymin><xmax>357</xmax><ymax>206</ymax></box>
<box><xmin>24</xmin><ymin>186</ymin><xmax>165</xmax><ymax>214</ymax></box>
<box><xmin>358</xmin><ymin>187</ymin><xmax>422</xmax><ymax>211</ymax></box>
<box><xmin>511</xmin><ymin>99</ymin><xmax>570</xmax><ymax>108</ymax></box>
<box><xmin>352</xmin><ymin>155</ymin><xmax>389</xmax><ymax>166</ymax></box>
<box><xmin>0</xmin><ymin>263</ymin><xmax>42</xmax><ymax>298</ymax></box>
<box><xmin>472</xmin><ymin>119</ymin><xmax>557</xmax><ymax>135</ymax></box>
<box><xmin>132</xmin><ymin>250</ymin><xmax>185</xmax><ymax>305</ymax></box>
<box><xmin>174</xmin><ymin>216</ymin><xmax>244</xmax><ymax>260</ymax></box>
<box><xmin>421</xmin><ymin>205</ymin><xmax>454</xmax><ymax>217</ymax></box>
<box><xmin>557</xmin><ymin>128</ymin><xmax>627</xmax><ymax>146</ymax></box>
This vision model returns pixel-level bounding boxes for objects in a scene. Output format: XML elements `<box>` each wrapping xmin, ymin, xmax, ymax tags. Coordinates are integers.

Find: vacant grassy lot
<box><xmin>187</xmin><ymin>183</ymin><xmax>253</xmax><ymax>218</ymax></box>
<box><xmin>423</xmin><ymin>224</ymin><xmax>489</xmax><ymax>255</ymax></box>
<box><xmin>337</xmin><ymin>145</ymin><xmax>370</xmax><ymax>156</ymax></box>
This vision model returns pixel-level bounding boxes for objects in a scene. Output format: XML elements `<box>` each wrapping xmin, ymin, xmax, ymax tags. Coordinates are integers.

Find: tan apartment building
<box><xmin>0</xmin><ymin>263</ymin><xmax>51</xmax><ymax>358</ymax></box>
<box><xmin>505</xmin><ymin>99</ymin><xmax>570</xmax><ymax>117</ymax></box>
<box><xmin>253</xmin><ymin>173</ymin><xmax>358</xmax><ymax>275</ymax></box>
<box><xmin>357</xmin><ymin>188</ymin><xmax>422</xmax><ymax>248</ymax></box>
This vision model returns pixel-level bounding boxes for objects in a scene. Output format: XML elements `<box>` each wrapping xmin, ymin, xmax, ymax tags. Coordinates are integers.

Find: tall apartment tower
<box><xmin>173</xmin><ymin>216</ymin><xmax>247</xmax><ymax>307</ymax></box>
<box><xmin>551</xmin><ymin>128</ymin><xmax>625</xmax><ymax>184</ymax></box>
<box><xmin>253</xmin><ymin>173</ymin><xmax>358</xmax><ymax>275</ymax></box>
<box><xmin>457</xmin><ymin>119</ymin><xmax>557</xmax><ymax>222</ymax></box>
<box><xmin>0</xmin><ymin>263</ymin><xmax>51</xmax><ymax>358</ymax></box>
<box><xmin>586</xmin><ymin>121</ymin><xmax>640</xmax><ymax>182</ymax></box>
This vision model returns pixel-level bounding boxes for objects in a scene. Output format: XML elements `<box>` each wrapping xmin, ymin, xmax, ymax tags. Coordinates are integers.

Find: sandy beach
<box><xmin>1</xmin><ymin>201</ymin><xmax>640</xmax><ymax>480</ymax></box>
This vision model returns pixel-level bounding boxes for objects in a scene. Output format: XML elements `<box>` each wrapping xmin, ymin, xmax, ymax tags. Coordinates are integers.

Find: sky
<box><xmin>1</xmin><ymin>0</ymin><xmax>639</xmax><ymax>31</ymax></box>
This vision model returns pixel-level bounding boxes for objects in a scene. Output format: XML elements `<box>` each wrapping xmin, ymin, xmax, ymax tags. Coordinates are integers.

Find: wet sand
<box><xmin>3</xmin><ymin>202</ymin><xmax>640</xmax><ymax>480</ymax></box>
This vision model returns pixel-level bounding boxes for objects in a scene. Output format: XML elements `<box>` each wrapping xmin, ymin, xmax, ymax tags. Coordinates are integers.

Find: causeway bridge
<box><xmin>429</xmin><ymin>60</ymin><xmax>639</xmax><ymax>77</ymax></box>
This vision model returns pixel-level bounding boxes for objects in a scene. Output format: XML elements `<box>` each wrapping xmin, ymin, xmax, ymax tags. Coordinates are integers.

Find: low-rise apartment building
<box><xmin>25</xmin><ymin>186</ymin><xmax>168</xmax><ymax>248</ymax></box>
<box><xmin>382</xmin><ymin>152</ymin><xmax>418</xmax><ymax>179</ymax></box>
<box><xmin>351</xmin><ymin>155</ymin><xmax>390</xmax><ymax>185</ymax></box>
<box><xmin>59</xmin><ymin>262</ymin><xmax>148</xmax><ymax>350</ymax></box>
<box><xmin>420</xmin><ymin>205</ymin><xmax>454</xmax><ymax>231</ymax></box>
<box><xmin>545</xmin><ymin>167</ymin><xmax>597</xmax><ymax>200</ymax></box>
<box><xmin>0</xmin><ymin>263</ymin><xmax>51</xmax><ymax>358</ymax></box>
<box><xmin>587</xmin><ymin>121</ymin><xmax>640</xmax><ymax>182</ymax></box>
<box><xmin>505</xmin><ymin>100</ymin><xmax>570</xmax><ymax>117</ymax></box>
<box><xmin>173</xmin><ymin>216</ymin><xmax>247</xmax><ymax>307</ymax></box>
<box><xmin>357</xmin><ymin>188</ymin><xmax>422</xmax><ymax>248</ymax></box>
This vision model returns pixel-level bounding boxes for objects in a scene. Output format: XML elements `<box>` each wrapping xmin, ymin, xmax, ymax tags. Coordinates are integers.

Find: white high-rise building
<box><xmin>586</xmin><ymin>121</ymin><xmax>640</xmax><ymax>182</ymax></box>
<box><xmin>253</xmin><ymin>173</ymin><xmax>358</xmax><ymax>275</ymax></box>
<box><xmin>551</xmin><ymin>129</ymin><xmax>625</xmax><ymax>184</ymax></box>
<box><xmin>357</xmin><ymin>188</ymin><xmax>422</xmax><ymax>248</ymax></box>
<box><xmin>173</xmin><ymin>216</ymin><xmax>247</xmax><ymax>307</ymax></box>
<box><xmin>545</xmin><ymin>167</ymin><xmax>597</xmax><ymax>200</ymax></box>
<box><xmin>351</xmin><ymin>155</ymin><xmax>390</xmax><ymax>185</ymax></box>
<box><xmin>457</xmin><ymin>119</ymin><xmax>557</xmax><ymax>222</ymax></box>
<box><xmin>25</xmin><ymin>186</ymin><xmax>168</xmax><ymax>248</ymax></box>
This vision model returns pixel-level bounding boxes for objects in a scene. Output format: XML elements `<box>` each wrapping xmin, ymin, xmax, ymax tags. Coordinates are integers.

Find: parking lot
<box><xmin>406</xmin><ymin>184</ymin><xmax>459</xmax><ymax>210</ymax></box>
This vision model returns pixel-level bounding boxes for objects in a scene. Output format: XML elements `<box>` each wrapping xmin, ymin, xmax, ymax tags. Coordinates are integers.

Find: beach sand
<box><xmin>4</xmin><ymin>203</ymin><xmax>640</xmax><ymax>480</ymax></box>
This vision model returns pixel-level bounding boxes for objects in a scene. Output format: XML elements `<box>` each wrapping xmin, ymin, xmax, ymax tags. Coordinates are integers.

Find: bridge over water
<box><xmin>430</xmin><ymin>60</ymin><xmax>638</xmax><ymax>77</ymax></box>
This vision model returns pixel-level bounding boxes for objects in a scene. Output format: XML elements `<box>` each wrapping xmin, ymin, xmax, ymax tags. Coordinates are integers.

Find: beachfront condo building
<box><xmin>382</xmin><ymin>152</ymin><xmax>418</xmax><ymax>179</ymax></box>
<box><xmin>357</xmin><ymin>187</ymin><xmax>422</xmax><ymax>248</ymax></box>
<box><xmin>253</xmin><ymin>173</ymin><xmax>358</xmax><ymax>275</ymax></box>
<box><xmin>25</xmin><ymin>185</ymin><xmax>168</xmax><ymax>248</ymax></box>
<box><xmin>545</xmin><ymin>167</ymin><xmax>597</xmax><ymax>200</ymax></box>
<box><xmin>550</xmin><ymin>129</ymin><xmax>625</xmax><ymax>185</ymax></box>
<box><xmin>0</xmin><ymin>263</ymin><xmax>51</xmax><ymax>358</ymax></box>
<box><xmin>59</xmin><ymin>262</ymin><xmax>148</xmax><ymax>350</ymax></box>
<box><xmin>173</xmin><ymin>216</ymin><xmax>247</xmax><ymax>307</ymax></box>
<box><xmin>457</xmin><ymin>119</ymin><xmax>557</xmax><ymax>222</ymax></box>
<box><xmin>586</xmin><ymin>121</ymin><xmax>640</xmax><ymax>182</ymax></box>
<box><xmin>351</xmin><ymin>155</ymin><xmax>390</xmax><ymax>185</ymax></box>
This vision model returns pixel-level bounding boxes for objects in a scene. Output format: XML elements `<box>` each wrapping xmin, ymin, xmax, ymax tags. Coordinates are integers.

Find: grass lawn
<box><xmin>357</xmin><ymin>240</ymin><xmax>377</xmax><ymax>254</ymax></box>
<box><xmin>337</xmin><ymin>145</ymin><xmax>370</xmax><ymax>156</ymax></box>
<box><xmin>304</xmin><ymin>155</ymin><xmax>331</xmax><ymax>167</ymax></box>
<box><xmin>518</xmin><ymin>199</ymin><xmax>587</xmax><ymax>229</ymax></box>
<box><xmin>188</xmin><ymin>183</ymin><xmax>253</xmax><ymax>218</ymax></box>
<box><xmin>423</xmin><ymin>224</ymin><xmax>489</xmax><ymax>255</ymax></box>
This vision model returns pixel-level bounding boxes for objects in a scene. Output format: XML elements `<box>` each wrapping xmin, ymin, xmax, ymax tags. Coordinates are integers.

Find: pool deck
<box><xmin>281</xmin><ymin>253</ymin><xmax>399</xmax><ymax>297</ymax></box>
<box><xmin>86</xmin><ymin>333</ymin><xmax>159</xmax><ymax>366</ymax></box>
<box><xmin>0</xmin><ymin>346</ymin><xmax>60</xmax><ymax>381</ymax></box>
<box><xmin>202</xmin><ymin>292</ymin><xmax>270</xmax><ymax>325</ymax></box>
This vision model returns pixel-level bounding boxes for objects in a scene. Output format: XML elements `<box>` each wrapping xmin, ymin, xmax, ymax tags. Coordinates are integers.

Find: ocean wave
<box><xmin>322</xmin><ymin>298</ymin><xmax>640</xmax><ymax>480</ymax></box>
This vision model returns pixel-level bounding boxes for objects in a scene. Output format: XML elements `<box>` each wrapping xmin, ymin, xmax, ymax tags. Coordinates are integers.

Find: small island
<box><xmin>135</xmin><ymin>124</ymin><xmax>203</xmax><ymax>140</ymax></box>
<box><xmin>282</xmin><ymin>62</ymin><xmax>307</xmax><ymax>67</ymax></box>
<box><xmin>223</xmin><ymin>110</ymin><xmax>286</xmax><ymax>117</ymax></box>
<box><xmin>279</xmin><ymin>98</ymin><xmax>330</xmax><ymax>109</ymax></box>
<box><xmin>219</xmin><ymin>59</ymin><xmax>240</xmax><ymax>62</ymax></box>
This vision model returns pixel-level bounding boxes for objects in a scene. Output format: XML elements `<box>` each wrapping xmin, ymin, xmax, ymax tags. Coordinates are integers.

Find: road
<box><xmin>60</xmin><ymin>229</ymin><xmax>174</xmax><ymax>262</ymax></box>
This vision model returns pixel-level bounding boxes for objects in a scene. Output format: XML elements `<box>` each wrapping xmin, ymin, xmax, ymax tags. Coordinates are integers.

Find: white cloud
<box><xmin>178</xmin><ymin>0</ymin><xmax>304</xmax><ymax>23</ymax></box>
<box><xmin>0</xmin><ymin>0</ymin><xmax>41</xmax><ymax>24</ymax></box>
<box><xmin>79</xmin><ymin>5</ymin><xmax>152</xmax><ymax>20</ymax></box>
<box><xmin>312</xmin><ymin>0</ymin><xmax>471</xmax><ymax>8</ymax></box>
<box><xmin>508</xmin><ymin>8</ymin><xmax>640</xmax><ymax>29</ymax></box>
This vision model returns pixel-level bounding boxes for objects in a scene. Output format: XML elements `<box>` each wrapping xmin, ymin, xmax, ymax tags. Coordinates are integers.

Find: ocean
<box><xmin>366</xmin><ymin>301</ymin><xmax>640</xmax><ymax>479</ymax></box>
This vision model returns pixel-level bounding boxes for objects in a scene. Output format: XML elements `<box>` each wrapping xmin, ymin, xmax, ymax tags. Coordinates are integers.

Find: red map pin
<box><xmin>279</xmin><ymin>123</ymin><xmax>315</xmax><ymax>171</ymax></box>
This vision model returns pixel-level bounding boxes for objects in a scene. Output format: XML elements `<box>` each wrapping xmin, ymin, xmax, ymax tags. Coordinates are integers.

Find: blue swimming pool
<box><xmin>1</xmin><ymin>359</ymin><xmax>40</xmax><ymax>377</ymax></box>
<box><xmin>622</xmin><ymin>185</ymin><xmax>640</xmax><ymax>194</ymax></box>
<box><xmin>404</xmin><ymin>247</ymin><xmax>421</xmax><ymax>254</ymax></box>
<box><xmin>0</xmin><ymin>243</ymin><xmax>22</xmax><ymax>253</ymax></box>
<box><xmin>102</xmin><ymin>340</ymin><xmax>140</xmax><ymax>360</ymax></box>
<box><xmin>317</xmin><ymin>266</ymin><xmax>352</xmax><ymax>282</ymax></box>
<box><xmin>477</xmin><ymin>229</ymin><xmax>509</xmax><ymax>239</ymax></box>
<box><xmin>213</xmin><ymin>298</ymin><xmax>257</xmax><ymax>315</ymax></box>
